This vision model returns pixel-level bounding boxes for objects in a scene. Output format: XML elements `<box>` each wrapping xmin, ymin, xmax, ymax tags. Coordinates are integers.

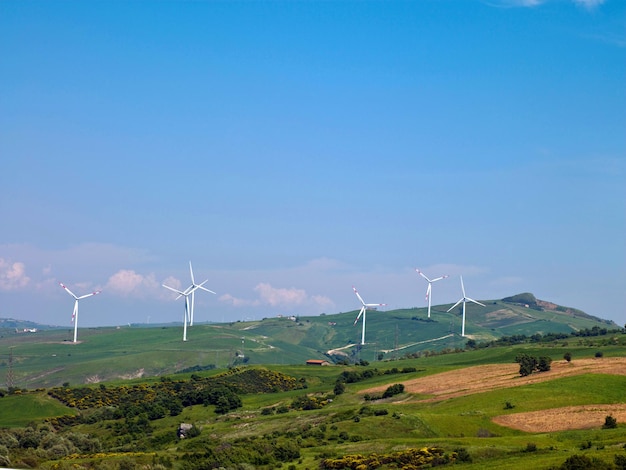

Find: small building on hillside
<box><xmin>306</xmin><ymin>359</ymin><xmax>331</xmax><ymax>366</ymax></box>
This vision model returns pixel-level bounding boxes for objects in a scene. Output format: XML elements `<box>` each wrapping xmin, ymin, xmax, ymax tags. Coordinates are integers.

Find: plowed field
<box><xmin>361</xmin><ymin>357</ymin><xmax>626</xmax><ymax>432</ymax></box>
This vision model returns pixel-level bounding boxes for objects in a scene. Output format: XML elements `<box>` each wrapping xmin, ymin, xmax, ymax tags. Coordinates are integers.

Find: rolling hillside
<box><xmin>0</xmin><ymin>293</ymin><xmax>619</xmax><ymax>389</ymax></box>
<box><xmin>0</xmin><ymin>336</ymin><xmax>624</xmax><ymax>470</ymax></box>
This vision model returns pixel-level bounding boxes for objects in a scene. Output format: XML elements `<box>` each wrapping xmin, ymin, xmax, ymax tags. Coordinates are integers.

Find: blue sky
<box><xmin>1</xmin><ymin>0</ymin><xmax>624</xmax><ymax>331</ymax></box>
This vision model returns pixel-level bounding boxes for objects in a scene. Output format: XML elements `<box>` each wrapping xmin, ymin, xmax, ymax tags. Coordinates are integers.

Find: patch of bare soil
<box><xmin>492</xmin><ymin>404</ymin><xmax>626</xmax><ymax>432</ymax></box>
<box><xmin>360</xmin><ymin>357</ymin><xmax>626</xmax><ymax>432</ymax></box>
<box><xmin>361</xmin><ymin>357</ymin><xmax>626</xmax><ymax>402</ymax></box>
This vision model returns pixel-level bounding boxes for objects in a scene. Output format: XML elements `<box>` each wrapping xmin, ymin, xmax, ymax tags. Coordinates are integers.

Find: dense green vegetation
<box><xmin>0</xmin><ymin>331</ymin><xmax>624</xmax><ymax>469</ymax></box>
<box><xmin>0</xmin><ymin>302</ymin><xmax>624</xmax><ymax>468</ymax></box>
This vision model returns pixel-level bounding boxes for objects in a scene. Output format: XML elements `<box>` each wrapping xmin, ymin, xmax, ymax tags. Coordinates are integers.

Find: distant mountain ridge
<box><xmin>0</xmin><ymin>317</ymin><xmax>64</xmax><ymax>331</ymax></box>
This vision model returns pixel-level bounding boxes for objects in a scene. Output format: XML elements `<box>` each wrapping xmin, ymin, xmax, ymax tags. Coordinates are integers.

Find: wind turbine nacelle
<box><xmin>366</xmin><ymin>307</ymin><xmax>378</xmax><ymax>311</ymax></box>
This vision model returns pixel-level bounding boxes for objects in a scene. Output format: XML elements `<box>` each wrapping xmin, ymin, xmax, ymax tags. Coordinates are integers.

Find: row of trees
<box><xmin>467</xmin><ymin>327</ymin><xmax>624</xmax><ymax>351</ymax></box>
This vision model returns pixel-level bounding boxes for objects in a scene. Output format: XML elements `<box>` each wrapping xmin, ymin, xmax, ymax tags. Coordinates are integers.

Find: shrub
<box><xmin>603</xmin><ymin>415</ymin><xmax>617</xmax><ymax>429</ymax></box>
<box><xmin>595</xmin><ymin>351</ymin><xmax>604</xmax><ymax>358</ymax></box>
<box><xmin>382</xmin><ymin>384</ymin><xmax>405</xmax><ymax>398</ymax></box>
<box><xmin>614</xmin><ymin>454</ymin><xmax>626</xmax><ymax>470</ymax></box>
<box><xmin>558</xmin><ymin>454</ymin><xmax>613</xmax><ymax>469</ymax></box>
<box><xmin>580</xmin><ymin>440</ymin><xmax>593</xmax><ymax>450</ymax></box>
<box><xmin>524</xmin><ymin>442</ymin><xmax>537</xmax><ymax>452</ymax></box>
<box><xmin>564</xmin><ymin>352</ymin><xmax>572</xmax><ymax>362</ymax></box>
<box><xmin>504</xmin><ymin>401</ymin><xmax>515</xmax><ymax>410</ymax></box>
<box><xmin>454</xmin><ymin>447</ymin><xmax>472</xmax><ymax>463</ymax></box>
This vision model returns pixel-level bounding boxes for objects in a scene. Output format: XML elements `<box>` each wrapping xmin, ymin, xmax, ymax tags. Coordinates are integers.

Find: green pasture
<box><xmin>0</xmin><ymin>334</ymin><xmax>624</xmax><ymax>469</ymax></box>
<box><xmin>1</xmin><ymin>308</ymin><xmax>624</xmax><ymax>468</ymax></box>
<box><xmin>2</xmin><ymin>301</ymin><xmax>622</xmax><ymax>389</ymax></box>
<box><xmin>0</xmin><ymin>392</ymin><xmax>77</xmax><ymax>427</ymax></box>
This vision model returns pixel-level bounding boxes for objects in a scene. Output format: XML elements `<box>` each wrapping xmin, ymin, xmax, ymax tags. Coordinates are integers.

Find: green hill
<box><xmin>0</xmin><ymin>334</ymin><xmax>625</xmax><ymax>470</ymax></box>
<box><xmin>0</xmin><ymin>294</ymin><xmax>619</xmax><ymax>389</ymax></box>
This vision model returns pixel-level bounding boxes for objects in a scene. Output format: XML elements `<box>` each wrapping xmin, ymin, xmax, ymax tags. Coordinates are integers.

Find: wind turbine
<box><xmin>446</xmin><ymin>276</ymin><xmax>485</xmax><ymax>337</ymax></box>
<box><xmin>352</xmin><ymin>286</ymin><xmax>386</xmax><ymax>346</ymax></box>
<box><xmin>184</xmin><ymin>261</ymin><xmax>216</xmax><ymax>326</ymax></box>
<box><xmin>59</xmin><ymin>282</ymin><xmax>101</xmax><ymax>343</ymax></box>
<box><xmin>416</xmin><ymin>268</ymin><xmax>449</xmax><ymax>318</ymax></box>
<box><xmin>163</xmin><ymin>280</ymin><xmax>208</xmax><ymax>341</ymax></box>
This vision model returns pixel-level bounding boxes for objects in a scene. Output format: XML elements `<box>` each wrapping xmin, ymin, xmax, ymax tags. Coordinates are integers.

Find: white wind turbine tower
<box><xmin>59</xmin><ymin>282</ymin><xmax>101</xmax><ymax>343</ymax></box>
<box><xmin>416</xmin><ymin>268</ymin><xmax>449</xmax><ymax>318</ymax></box>
<box><xmin>446</xmin><ymin>276</ymin><xmax>485</xmax><ymax>337</ymax></box>
<box><xmin>163</xmin><ymin>281</ymin><xmax>208</xmax><ymax>342</ymax></box>
<box><xmin>352</xmin><ymin>286</ymin><xmax>387</xmax><ymax>346</ymax></box>
<box><xmin>184</xmin><ymin>261</ymin><xmax>216</xmax><ymax>326</ymax></box>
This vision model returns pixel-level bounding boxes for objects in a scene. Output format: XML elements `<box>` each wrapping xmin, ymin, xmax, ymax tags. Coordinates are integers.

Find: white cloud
<box><xmin>0</xmin><ymin>258</ymin><xmax>31</xmax><ymax>291</ymax></box>
<box><xmin>105</xmin><ymin>269</ymin><xmax>160</xmax><ymax>298</ymax></box>
<box><xmin>254</xmin><ymin>283</ymin><xmax>308</xmax><ymax>307</ymax></box>
<box><xmin>219</xmin><ymin>282</ymin><xmax>336</xmax><ymax>311</ymax></box>
<box><xmin>219</xmin><ymin>293</ymin><xmax>261</xmax><ymax>307</ymax></box>
<box><xmin>311</xmin><ymin>294</ymin><xmax>335</xmax><ymax>308</ymax></box>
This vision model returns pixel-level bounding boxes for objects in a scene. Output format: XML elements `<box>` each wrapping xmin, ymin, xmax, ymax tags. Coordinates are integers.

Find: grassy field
<box><xmin>0</xmin><ymin>308</ymin><xmax>624</xmax><ymax>469</ymax></box>
<box><xmin>1</xmin><ymin>298</ymin><xmax>619</xmax><ymax>390</ymax></box>
<box><xmin>0</xmin><ymin>392</ymin><xmax>77</xmax><ymax>427</ymax></box>
<box><xmin>1</xmin><ymin>336</ymin><xmax>624</xmax><ymax>469</ymax></box>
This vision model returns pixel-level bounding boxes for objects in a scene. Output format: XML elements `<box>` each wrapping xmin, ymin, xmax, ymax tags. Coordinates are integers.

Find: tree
<box><xmin>537</xmin><ymin>356</ymin><xmax>552</xmax><ymax>372</ymax></box>
<box><xmin>602</xmin><ymin>415</ymin><xmax>617</xmax><ymax>429</ymax></box>
<box><xmin>564</xmin><ymin>352</ymin><xmax>572</xmax><ymax>362</ymax></box>
<box><xmin>558</xmin><ymin>454</ymin><xmax>613</xmax><ymax>470</ymax></box>
<box><xmin>382</xmin><ymin>384</ymin><xmax>405</xmax><ymax>398</ymax></box>
<box><xmin>515</xmin><ymin>354</ymin><xmax>537</xmax><ymax>377</ymax></box>
<box><xmin>515</xmin><ymin>353</ymin><xmax>552</xmax><ymax>376</ymax></box>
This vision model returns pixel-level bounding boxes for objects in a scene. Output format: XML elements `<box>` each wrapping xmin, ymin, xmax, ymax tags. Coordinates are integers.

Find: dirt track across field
<box><xmin>360</xmin><ymin>357</ymin><xmax>626</xmax><ymax>432</ymax></box>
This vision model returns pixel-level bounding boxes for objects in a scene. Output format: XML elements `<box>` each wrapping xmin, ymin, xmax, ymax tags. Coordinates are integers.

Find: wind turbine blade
<box><xmin>466</xmin><ymin>297</ymin><xmax>486</xmax><ymax>307</ymax></box>
<box><xmin>460</xmin><ymin>276</ymin><xmax>466</xmax><ymax>297</ymax></box>
<box><xmin>163</xmin><ymin>284</ymin><xmax>185</xmax><ymax>296</ymax></box>
<box><xmin>416</xmin><ymin>269</ymin><xmax>431</xmax><ymax>282</ymax></box>
<box><xmin>353</xmin><ymin>306</ymin><xmax>365</xmax><ymax>325</ymax></box>
<box><xmin>352</xmin><ymin>286</ymin><xmax>366</xmax><ymax>306</ymax></box>
<box><xmin>425</xmin><ymin>283</ymin><xmax>431</xmax><ymax>301</ymax></box>
<box><xmin>189</xmin><ymin>261</ymin><xmax>195</xmax><ymax>284</ymax></box>
<box><xmin>447</xmin><ymin>298</ymin><xmax>463</xmax><ymax>312</ymax></box>
<box><xmin>59</xmin><ymin>282</ymin><xmax>78</xmax><ymax>300</ymax></box>
<box><xmin>431</xmin><ymin>275</ymin><xmax>448</xmax><ymax>282</ymax></box>
<box><xmin>78</xmin><ymin>290</ymin><xmax>101</xmax><ymax>300</ymax></box>
<box><xmin>365</xmin><ymin>303</ymin><xmax>386</xmax><ymax>308</ymax></box>
<box><xmin>198</xmin><ymin>286</ymin><xmax>216</xmax><ymax>294</ymax></box>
